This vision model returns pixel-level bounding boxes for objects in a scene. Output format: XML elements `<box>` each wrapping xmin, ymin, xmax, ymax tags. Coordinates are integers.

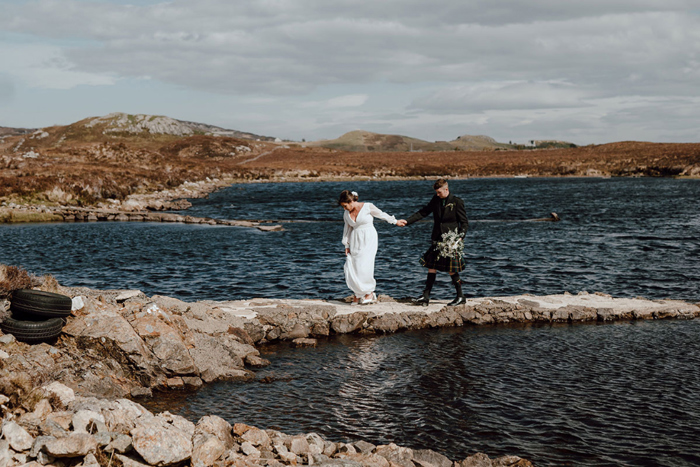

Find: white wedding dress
<box><xmin>342</xmin><ymin>203</ymin><xmax>397</xmax><ymax>298</ymax></box>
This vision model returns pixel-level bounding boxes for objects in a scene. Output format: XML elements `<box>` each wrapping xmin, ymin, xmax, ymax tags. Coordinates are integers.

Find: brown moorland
<box><xmin>243</xmin><ymin>141</ymin><xmax>700</xmax><ymax>179</ymax></box>
<box><xmin>1</xmin><ymin>114</ymin><xmax>699</xmax><ymax>208</ymax></box>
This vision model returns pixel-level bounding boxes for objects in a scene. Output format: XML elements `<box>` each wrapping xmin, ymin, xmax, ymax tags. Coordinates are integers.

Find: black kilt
<box><xmin>419</xmin><ymin>243</ymin><xmax>465</xmax><ymax>273</ymax></box>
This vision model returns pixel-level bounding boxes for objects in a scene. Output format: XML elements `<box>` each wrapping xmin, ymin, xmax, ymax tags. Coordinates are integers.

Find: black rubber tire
<box><xmin>0</xmin><ymin>317</ymin><xmax>64</xmax><ymax>344</ymax></box>
<box><xmin>10</xmin><ymin>289</ymin><xmax>72</xmax><ymax>319</ymax></box>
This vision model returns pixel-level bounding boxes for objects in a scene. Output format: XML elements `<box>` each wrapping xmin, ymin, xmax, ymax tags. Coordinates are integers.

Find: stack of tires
<box><xmin>0</xmin><ymin>289</ymin><xmax>72</xmax><ymax>344</ymax></box>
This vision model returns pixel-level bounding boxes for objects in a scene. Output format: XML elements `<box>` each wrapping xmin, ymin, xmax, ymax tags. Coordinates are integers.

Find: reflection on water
<box><xmin>149</xmin><ymin>319</ymin><xmax>700</xmax><ymax>467</ymax></box>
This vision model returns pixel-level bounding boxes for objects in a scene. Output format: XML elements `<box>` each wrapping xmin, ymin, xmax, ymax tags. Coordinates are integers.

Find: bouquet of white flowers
<box><xmin>435</xmin><ymin>229</ymin><xmax>465</xmax><ymax>260</ymax></box>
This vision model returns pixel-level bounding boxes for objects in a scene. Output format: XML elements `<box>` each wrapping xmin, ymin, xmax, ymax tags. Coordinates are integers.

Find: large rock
<box><xmin>188</xmin><ymin>333</ymin><xmax>253</xmax><ymax>383</ymax></box>
<box><xmin>72</xmin><ymin>410</ymin><xmax>105</xmax><ymax>434</ymax></box>
<box><xmin>42</xmin><ymin>382</ymin><xmax>76</xmax><ymax>406</ymax></box>
<box><xmin>457</xmin><ymin>453</ymin><xmax>492</xmax><ymax>467</ymax></box>
<box><xmin>331</xmin><ymin>312</ymin><xmax>368</xmax><ymax>334</ymax></box>
<box><xmin>131</xmin><ymin>415</ymin><xmax>192</xmax><ymax>466</ymax></box>
<box><xmin>63</xmin><ymin>311</ymin><xmax>162</xmax><ymax>382</ymax></box>
<box><xmin>492</xmin><ymin>455</ymin><xmax>534</xmax><ymax>466</ymax></box>
<box><xmin>116</xmin><ymin>453</ymin><xmax>152</xmax><ymax>467</ymax></box>
<box><xmin>0</xmin><ymin>441</ymin><xmax>11</xmax><ymax>467</ymax></box>
<box><xmin>340</xmin><ymin>453</ymin><xmax>390</xmax><ymax>467</ymax></box>
<box><xmin>193</xmin><ymin>416</ymin><xmax>234</xmax><ymax>449</ymax></box>
<box><xmin>192</xmin><ymin>415</ymin><xmax>233</xmax><ymax>467</ymax></box>
<box><xmin>68</xmin><ymin>397</ymin><xmax>152</xmax><ymax>434</ymax></box>
<box><xmin>238</xmin><ymin>425</ymin><xmax>270</xmax><ymax>448</ymax></box>
<box><xmin>181</xmin><ymin>303</ymin><xmax>249</xmax><ymax>335</ymax></box>
<box><xmin>412</xmin><ymin>449</ymin><xmax>453</xmax><ymax>467</ymax></box>
<box><xmin>2</xmin><ymin>421</ymin><xmax>34</xmax><ymax>451</ymax></box>
<box><xmin>44</xmin><ymin>433</ymin><xmax>98</xmax><ymax>457</ymax></box>
<box><xmin>130</xmin><ymin>313</ymin><xmax>197</xmax><ymax>375</ymax></box>
<box><xmin>375</xmin><ymin>443</ymin><xmax>414</xmax><ymax>467</ymax></box>
<box><xmin>285</xmin><ymin>435</ymin><xmax>310</xmax><ymax>455</ymax></box>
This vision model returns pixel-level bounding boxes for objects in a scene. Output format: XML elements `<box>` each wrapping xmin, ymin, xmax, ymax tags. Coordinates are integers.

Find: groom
<box><xmin>396</xmin><ymin>178</ymin><xmax>468</xmax><ymax>306</ymax></box>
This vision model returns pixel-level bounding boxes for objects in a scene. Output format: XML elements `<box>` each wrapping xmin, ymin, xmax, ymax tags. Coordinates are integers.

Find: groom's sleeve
<box><xmin>405</xmin><ymin>198</ymin><xmax>434</xmax><ymax>225</ymax></box>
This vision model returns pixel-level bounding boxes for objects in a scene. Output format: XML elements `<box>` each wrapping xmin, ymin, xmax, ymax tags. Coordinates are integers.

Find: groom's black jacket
<box><xmin>405</xmin><ymin>193</ymin><xmax>468</xmax><ymax>242</ymax></box>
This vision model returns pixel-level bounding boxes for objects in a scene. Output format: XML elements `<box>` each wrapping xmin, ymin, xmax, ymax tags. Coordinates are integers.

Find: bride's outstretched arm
<box><xmin>367</xmin><ymin>203</ymin><xmax>397</xmax><ymax>224</ymax></box>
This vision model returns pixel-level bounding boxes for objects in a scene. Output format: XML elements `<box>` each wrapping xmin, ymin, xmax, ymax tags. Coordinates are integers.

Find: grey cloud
<box><xmin>58</xmin><ymin>9</ymin><xmax>700</xmax><ymax>98</ymax></box>
<box><xmin>2</xmin><ymin>0</ymin><xmax>700</xmax><ymax>110</ymax></box>
<box><xmin>404</xmin><ymin>95</ymin><xmax>700</xmax><ymax>144</ymax></box>
<box><xmin>0</xmin><ymin>74</ymin><xmax>16</xmax><ymax>104</ymax></box>
<box><xmin>409</xmin><ymin>81</ymin><xmax>591</xmax><ymax>112</ymax></box>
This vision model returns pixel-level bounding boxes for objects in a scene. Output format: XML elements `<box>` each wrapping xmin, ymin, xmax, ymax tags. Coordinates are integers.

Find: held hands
<box><xmin>396</xmin><ymin>219</ymin><xmax>407</xmax><ymax>227</ymax></box>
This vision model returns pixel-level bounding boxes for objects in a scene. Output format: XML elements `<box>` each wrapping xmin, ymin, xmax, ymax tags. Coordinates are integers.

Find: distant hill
<box><xmin>75</xmin><ymin>113</ymin><xmax>277</xmax><ymax>141</ymax></box>
<box><xmin>0</xmin><ymin>112</ymin><xmax>285</xmax><ymax>207</ymax></box>
<box><xmin>306</xmin><ymin>130</ymin><xmax>513</xmax><ymax>152</ymax></box>
<box><xmin>0</xmin><ymin>127</ymin><xmax>35</xmax><ymax>138</ymax></box>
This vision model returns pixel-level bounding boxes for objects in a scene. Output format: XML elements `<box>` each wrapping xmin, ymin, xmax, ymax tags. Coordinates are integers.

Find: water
<box><xmin>1</xmin><ymin>178</ymin><xmax>699</xmax><ymax>301</ymax></box>
<box><xmin>2</xmin><ymin>177</ymin><xmax>700</xmax><ymax>465</ymax></box>
<box><xmin>161</xmin><ymin>319</ymin><xmax>700</xmax><ymax>467</ymax></box>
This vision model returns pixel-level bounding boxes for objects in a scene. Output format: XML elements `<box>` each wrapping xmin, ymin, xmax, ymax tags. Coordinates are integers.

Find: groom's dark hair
<box><xmin>433</xmin><ymin>178</ymin><xmax>448</xmax><ymax>190</ymax></box>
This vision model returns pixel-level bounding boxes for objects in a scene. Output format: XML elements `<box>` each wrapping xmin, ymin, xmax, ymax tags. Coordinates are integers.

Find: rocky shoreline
<box><xmin>0</xmin><ymin>177</ymin><xmax>284</xmax><ymax>231</ymax></box>
<box><xmin>0</xmin><ymin>205</ymin><xmax>283</xmax><ymax>232</ymax></box>
<box><xmin>1</xmin><ymin>283</ymin><xmax>698</xmax><ymax>467</ymax></box>
<box><xmin>0</xmin><ymin>381</ymin><xmax>532</xmax><ymax>467</ymax></box>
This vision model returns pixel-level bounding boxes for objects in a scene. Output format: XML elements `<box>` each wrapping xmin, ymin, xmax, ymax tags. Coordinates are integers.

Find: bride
<box><xmin>339</xmin><ymin>190</ymin><xmax>401</xmax><ymax>305</ymax></box>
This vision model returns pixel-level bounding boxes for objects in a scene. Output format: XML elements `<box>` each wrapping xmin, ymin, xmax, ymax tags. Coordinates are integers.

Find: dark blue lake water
<box><xmin>3</xmin><ymin>177</ymin><xmax>700</xmax><ymax>466</ymax></box>
<box><xmin>2</xmin><ymin>178</ymin><xmax>699</xmax><ymax>302</ymax></box>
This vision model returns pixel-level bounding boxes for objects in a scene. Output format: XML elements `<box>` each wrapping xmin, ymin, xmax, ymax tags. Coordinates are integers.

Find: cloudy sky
<box><xmin>1</xmin><ymin>0</ymin><xmax>699</xmax><ymax>144</ymax></box>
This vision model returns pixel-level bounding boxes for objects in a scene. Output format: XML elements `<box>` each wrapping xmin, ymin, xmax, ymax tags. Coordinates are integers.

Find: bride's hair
<box><xmin>338</xmin><ymin>190</ymin><xmax>358</xmax><ymax>205</ymax></box>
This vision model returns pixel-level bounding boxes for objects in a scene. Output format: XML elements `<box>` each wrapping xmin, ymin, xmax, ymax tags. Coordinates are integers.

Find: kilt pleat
<box><xmin>419</xmin><ymin>244</ymin><xmax>465</xmax><ymax>273</ymax></box>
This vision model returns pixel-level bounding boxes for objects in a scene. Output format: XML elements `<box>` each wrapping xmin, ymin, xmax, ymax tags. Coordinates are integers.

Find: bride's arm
<box><xmin>367</xmin><ymin>203</ymin><xmax>397</xmax><ymax>224</ymax></box>
<box><xmin>342</xmin><ymin>220</ymin><xmax>353</xmax><ymax>247</ymax></box>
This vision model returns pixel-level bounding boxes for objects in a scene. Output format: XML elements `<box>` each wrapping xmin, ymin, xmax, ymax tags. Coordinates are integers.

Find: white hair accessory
<box><xmin>351</xmin><ymin>191</ymin><xmax>358</xmax><ymax>197</ymax></box>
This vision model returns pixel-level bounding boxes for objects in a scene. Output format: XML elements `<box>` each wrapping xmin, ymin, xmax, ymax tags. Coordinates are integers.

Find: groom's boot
<box><xmin>412</xmin><ymin>272</ymin><xmax>436</xmax><ymax>306</ymax></box>
<box><xmin>447</xmin><ymin>273</ymin><xmax>466</xmax><ymax>307</ymax></box>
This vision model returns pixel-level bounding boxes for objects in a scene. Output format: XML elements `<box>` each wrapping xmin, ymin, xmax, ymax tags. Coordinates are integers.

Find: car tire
<box><xmin>10</xmin><ymin>289</ymin><xmax>72</xmax><ymax>320</ymax></box>
<box><xmin>0</xmin><ymin>317</ymin><xmax>64</xmax><ymax>344</ymax></box>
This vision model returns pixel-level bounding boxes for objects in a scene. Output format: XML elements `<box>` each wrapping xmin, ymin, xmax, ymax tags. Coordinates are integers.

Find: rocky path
<box><xmin>2</xmin><ymin>288</ymin><xmax>696</xmax><ymax>400</ymax></box>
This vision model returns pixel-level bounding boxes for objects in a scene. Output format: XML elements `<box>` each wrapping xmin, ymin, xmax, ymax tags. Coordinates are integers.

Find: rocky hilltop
<box><xmin>0</xmin><ymin>113</ymin><xmax>282</xmax><ymax>211</ymax></box>
<box><xmin>81</xmin><ymin>113</ymin><xmax>276</xmax><ymax>141</ymax></box>
<box><xmin>307</xmin><ymin>130</ymin><xmax>514</xmax><ymax>152</ymax></box>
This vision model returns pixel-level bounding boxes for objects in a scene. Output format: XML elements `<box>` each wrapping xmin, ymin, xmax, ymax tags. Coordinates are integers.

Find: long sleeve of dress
<box><xmin>342</xmin><ymin>220</ymin><xmax>353</xmax><ymax>247</ymax></box>
<box><xmin>367</xmin><ymin>203</ymin><xmax>397</xmax><ymax>224</ymax></box>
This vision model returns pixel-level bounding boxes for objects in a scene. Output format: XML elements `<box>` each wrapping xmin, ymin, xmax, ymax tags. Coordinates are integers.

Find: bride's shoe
<box><xmin>360</xmin><ymin>293</ymin><xmax>377</xmax><ymax>305</ymax></box>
